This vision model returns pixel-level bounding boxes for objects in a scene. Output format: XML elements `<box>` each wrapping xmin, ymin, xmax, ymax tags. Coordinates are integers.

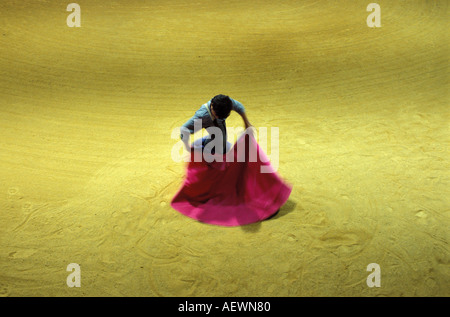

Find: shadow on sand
<box><xmin>240</xmin><ymin>198</ymin><xmax>298</xmax><ymax>233</ymax></box>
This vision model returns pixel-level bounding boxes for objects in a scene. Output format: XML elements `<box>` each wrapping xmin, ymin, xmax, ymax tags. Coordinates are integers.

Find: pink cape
<box><xmin>171</xmin><ymin>133</ymin><xmax>292</xmax><ymax>226</ymax></box>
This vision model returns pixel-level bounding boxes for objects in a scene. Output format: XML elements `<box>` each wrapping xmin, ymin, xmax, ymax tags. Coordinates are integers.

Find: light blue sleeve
<box><xmin>180</xmin><ymin>106</ymin><xmax>208</xmax><ymax>139</ymax></box>
<box><xmin>231</xmin><ymin>99</ymin><xmax>245</xmax><ymax>115</ymax></box>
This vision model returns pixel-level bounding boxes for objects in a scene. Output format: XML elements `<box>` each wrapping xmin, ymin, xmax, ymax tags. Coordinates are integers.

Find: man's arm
<box><xmin>180</xmin><ymin>107</ymin><xmax>206</xmax><ymax>151</ymax></box>
<box><xmin>232</xmin><ymin>99</ymin><xmax>252</xmax><ymax>129</ymax></box>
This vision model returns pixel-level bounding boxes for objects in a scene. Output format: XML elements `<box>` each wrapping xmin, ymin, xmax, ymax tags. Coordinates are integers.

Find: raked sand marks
<box><xmin>0</xmin><ymin>0</ymin><xmax>448</xmax><ymax>296</ymax></box>
<box><xmin>1</xmin><ymin>147</ymin><xmax>177</xmax><ymax>296</ymax></box>
<box><xmin>3</xmin><ymin>145</ymin><xmax>378</xmax><ymax>297</ymax></box>
<box><xmin>1</xmin><ymin>95</ymin><xmax>448</xmax><ymax>296</ymax></box>
<box><xmin>1</xmin><ymin>115</ymin><xmax>448</xmax><ymax>296</ymax></box>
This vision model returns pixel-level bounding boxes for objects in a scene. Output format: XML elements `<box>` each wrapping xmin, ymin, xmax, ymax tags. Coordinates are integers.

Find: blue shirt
<box><xmin>180</xmin><ymin>98</ymin><xmax>245</xmax><ymax>138</ymax></box>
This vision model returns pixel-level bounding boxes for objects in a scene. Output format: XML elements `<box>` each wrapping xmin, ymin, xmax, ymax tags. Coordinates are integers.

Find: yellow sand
<box><xmin>0</xmin><ymin>0</ymin><xmax>448</xmax><ymax>297</ymax></box>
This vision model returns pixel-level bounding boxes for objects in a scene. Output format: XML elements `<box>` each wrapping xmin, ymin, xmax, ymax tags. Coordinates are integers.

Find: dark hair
<box><xmin>211</xmin><ymin>94</ymin><xmax>232</xmax><ymax>119</ymax></box>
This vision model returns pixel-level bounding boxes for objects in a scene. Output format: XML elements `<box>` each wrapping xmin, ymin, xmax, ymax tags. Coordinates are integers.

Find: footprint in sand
<box><xmin>414</xmin><ymin>209</ymin><xmax>439</xmax><ymax>226</ymax></box>
<box><xmin>415</xmin><ymin>210</ymin><xmax>427</xmax><ymax>218</ymax></box>
<box><xmin>319</xmin><ymin>230</ymin><xmax>361</xmax><ymax>246</ymax></box>
<box><xmin>7</xmin><ymin>187</ymin><xmax>22</xmax><ymax>203</ymax></box>
<box><xmin>415</xmin><ymin>210</ymin><xmax>430</xmax><ymax>225</ymax></box>
<box><xmin>22</xmin><ymin>202</ymin><xmax>33</xmax><ymax>213</ymax></box>
<box><xmin>7</xmin><ymin>187</ymin><xmax>23</xmax><ymax>210</ymax></box>
<box><xmin>7</xmin><ymin>187</ymin><xmax>19</xmax><ymax>196</ymax></box>
<box><xmin>318</xmin><ymin>229</ymin><xmax>371</xmax><ymax>257</ymax></box>
<box><xmin>8</xmin><ymin>249</ymin><xmax>37</xmax><ymax>259</ymax></box>
<box><xmin>287</xmin><ymin>234</ymin><xmax>297</xmax><ymax>242</ymax></box>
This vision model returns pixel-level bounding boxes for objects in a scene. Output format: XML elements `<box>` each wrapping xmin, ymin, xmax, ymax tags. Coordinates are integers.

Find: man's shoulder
<box><xmin>188</xmin><ymin>103</ymin><xmax>214</xmax><ymax>123</ymax></box>
<box><xmin>193</xmin><ymin>103</ymin><xmax>209</xmax><ymax>116</ymax></box>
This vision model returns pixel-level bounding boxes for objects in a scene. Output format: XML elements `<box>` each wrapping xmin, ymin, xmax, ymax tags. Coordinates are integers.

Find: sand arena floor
<box><xmin>0</xmin><ymin>0</ymin><xmax>448</xmax><ymax>296</ymax></box>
